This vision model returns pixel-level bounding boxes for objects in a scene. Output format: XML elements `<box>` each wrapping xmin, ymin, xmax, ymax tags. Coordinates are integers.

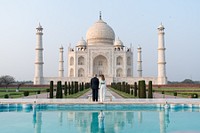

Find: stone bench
<box><xmin>88</xmin><ymin>94</ymin><xmax>112</xmax><ymax>102</ymax></box>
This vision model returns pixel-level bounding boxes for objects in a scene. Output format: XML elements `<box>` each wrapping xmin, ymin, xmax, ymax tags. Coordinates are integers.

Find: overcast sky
<box><xmin>0</xmin><ymin>0</ymin><xmax>199</xmax><ymax>81</ymax></box>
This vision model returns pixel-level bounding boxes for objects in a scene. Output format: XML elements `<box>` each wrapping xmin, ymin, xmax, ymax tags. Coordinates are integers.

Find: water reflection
<box><xmin>138</xmin><ymin>111</ymin><xmax>142</xmax><ymax>123</ymax></box>
<box><xmin>30</xmin><ymin>109</ymin><xmax>172</xmax><ymax>133</ymax></box>
<box><xmin>98</xmin><ymin>110</ymin><xmax>105</xmax><ymax>133</ymax></box>
<box><xmin>159</xmin><ymin>109</ymin><xmax>170</xmax><ymax>133</ymax></box>
<box><xmin>91</xmin><ymin>112</ymin><xmax>99</xmax><ymax>133</ymax></box>
<box><xmin>32</xmin><ymin>105</ymin><xmax>42</xmax><ymax>133</ymax></box>
<box><xmin>58</xmin><ymin>112</ymin><xmax>63</xmax><ymax>126</ymax></box>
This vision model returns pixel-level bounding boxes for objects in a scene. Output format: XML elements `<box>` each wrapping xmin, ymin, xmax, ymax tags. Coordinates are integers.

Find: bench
<box><xmin>88</xmin><ymin>94</ymin><xmax>112</xmax><ymax>102</ymax></box>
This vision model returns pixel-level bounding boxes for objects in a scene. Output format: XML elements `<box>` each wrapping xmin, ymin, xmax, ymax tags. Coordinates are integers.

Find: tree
<box><xmin>16</xmin><ymin>82</ymin><xmax>24</xmax><ymax>92</ymax></box>
<box><xmin>181</xmin><ymin>79</ymin><xmax>194</xmax><ymax>84</ymax></box>
<box><xmin>0</xmin><ymin>75</ymin><xmax>15</xmax><ymax>92</ymax></box>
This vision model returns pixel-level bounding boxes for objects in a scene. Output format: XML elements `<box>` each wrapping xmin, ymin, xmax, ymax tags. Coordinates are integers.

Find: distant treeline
<box><xmin>168</xmin><ymin>79</ymin><xmax>200</xmax><ymax>84</ymax></box>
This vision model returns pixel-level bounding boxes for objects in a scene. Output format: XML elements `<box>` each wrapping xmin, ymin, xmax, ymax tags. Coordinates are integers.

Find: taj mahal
<box><xmin>34</xmin><ymin>13</ymin><xmax>167</xmax><ymax>85</ymax></box>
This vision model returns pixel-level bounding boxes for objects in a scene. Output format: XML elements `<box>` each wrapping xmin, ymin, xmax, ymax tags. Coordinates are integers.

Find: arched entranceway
<box><xmin>93</xmin><ymin>55</ymin><xmax>108</xmax><ymax>76</ymax></box>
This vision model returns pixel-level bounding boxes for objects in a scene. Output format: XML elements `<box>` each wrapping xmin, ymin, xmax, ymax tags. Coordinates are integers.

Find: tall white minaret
<box><xmin>137</xmin><ymin>46</ymin><xmax>142</xmax><ymax>77</ymax></box>
<box><xmin>34</xmin><ymin>23</ymin><xmax>44</xmax><ymax>85</ymax></box>
<box><xmin>59</xmin><ymin>46</ymin><xmax>64</xmax><ymax>77</ymax></box>
<box><xmin>157</xmin><ymin>23</ymin><xmax>167</xmax><ymax>84</ymax></box>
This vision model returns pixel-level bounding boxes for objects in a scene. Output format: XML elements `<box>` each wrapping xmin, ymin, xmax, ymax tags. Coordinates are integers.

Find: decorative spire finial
<box><xmin>38</xmin><ymin>22</ymin><xmax>42</xmax><ymax>28</ymax></box>
<box><xmin>99</xmin><ymin>11</ymin><xmax>102</xmax><ymax>20</ymax></box>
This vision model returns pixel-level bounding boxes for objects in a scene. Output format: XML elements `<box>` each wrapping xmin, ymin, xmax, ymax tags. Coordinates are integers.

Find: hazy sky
<box><xmin>0</xmin><ymin>0</ymin><xmax>199</xmax><ymax>81</ymax></box>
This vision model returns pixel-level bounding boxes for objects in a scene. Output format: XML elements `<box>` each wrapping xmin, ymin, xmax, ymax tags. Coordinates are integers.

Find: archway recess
<box><xmin>93</xmin><ymin>55</ymin><xmax>108</xmax><ymax>76</ymax></box>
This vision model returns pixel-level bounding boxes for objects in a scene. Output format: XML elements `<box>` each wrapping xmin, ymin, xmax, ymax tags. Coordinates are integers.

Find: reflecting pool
<box><xmin>0</xmin><ymin>104</ymin><xmax>200</xmax><ymax>133</ymax></box>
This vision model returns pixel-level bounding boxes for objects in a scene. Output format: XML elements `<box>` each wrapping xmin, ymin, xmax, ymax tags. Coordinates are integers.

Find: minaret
<box><xmin>157</xmin><ymin>23</ymin><xmax>167</xmax><ymax>84</ymax></box>
<box><xmin>59</xmin><ymin>46</ymin><xmax>64</xmax><ymax>77</ymax></box>
<box><xmin>34</xmin><ymin>23</ymin><xmax>44</xmax><ymax>85</ymax></box>
<box><xmin>137</xmin><ymin>46</ymin><xmax>142</xmax><ymax>77</ymax></box>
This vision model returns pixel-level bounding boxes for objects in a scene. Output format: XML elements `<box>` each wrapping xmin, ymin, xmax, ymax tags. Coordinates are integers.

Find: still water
<box><xmin>0</xmin><ymin>104</ymin><xmax>200</xmax><ymax>133</ymax></box>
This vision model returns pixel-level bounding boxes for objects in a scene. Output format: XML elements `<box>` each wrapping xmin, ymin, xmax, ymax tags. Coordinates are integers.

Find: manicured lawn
<box><xmin>109</xmin><ymin>87</ymin><xmax>137</xmax><ymax>98</ymax></box>
<box><xmin>110</xmin><ymin>86</ymin><xmax>200</xmax><ymax>98</ymax></box>
<box><xmin>153</xmin><ymin>87</ymin><xmax>200</xmax><ymax>98</ymax></box>
<box><xmin>63</xmin><ymin>88</ymin><xmax>90</xmax><ymax>98</ymax></box>
<box><xmin>0</xmin><ymin>87</ymin><xmax>48</xmax><ymax>98</ymax></box>
<box><xmin>0</xmin><ymin>87</ymin><xmax>91</xmax><ymax>99</ymax></box>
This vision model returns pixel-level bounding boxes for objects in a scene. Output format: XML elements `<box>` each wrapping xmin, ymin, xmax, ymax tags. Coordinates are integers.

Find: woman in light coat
<box><xmin>99</xmin><ymin>74</ymin><xmax>106</xmax><ymax>102</ymax></box>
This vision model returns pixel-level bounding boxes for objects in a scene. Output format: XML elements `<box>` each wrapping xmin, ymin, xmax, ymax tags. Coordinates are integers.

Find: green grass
<box><xmin>153</xmin><ymin>87</ymin><xmax>200</xmax><ymax>91</ymax></box>
<box><xmin>109</xmin><ymin>87</ymin><xmax>200</xmax><ymax>98</ymax></box>
<box><xmin>0</xmin><ymin>87</ymin><xmax>48</xmax><ymax>98</ymax></box>
<box><xmin>0</xmin><ymin>87</ymin><xmax>48</xmax><ymax>92</ymax></box>
<box><xmin>109</xmin><ymin>87</ymin><xmax>137</xmax><ymax>98</ymax></box>
<box><xmin>63</xmin><ymin>88</ymin><xmax>90</xmax><ymax>98</ymax></box>
<box><xmin>153</xmin><ymin>88</ymin><xmax>200</xmax><ymax>98</ymax></box>
<box><xmin>0</xmin><ymin>86</ymin><xmax>91</xmax><ymax>99</ymax></box>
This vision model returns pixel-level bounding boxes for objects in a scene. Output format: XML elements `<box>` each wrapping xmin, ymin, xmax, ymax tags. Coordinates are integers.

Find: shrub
<box><xmin>71</xmin><ymin>81</ymin><xmax>74</xmax><ymax>94</ymax></box>
<box><xmin>148</xmin><ymin>81</ymin><xmax>153</xmax><ymax>98</ymax></box>
<box><xmin>134</xmin><ymin>82</ymin><xmax>137</xmax><ymax>97</ymax></box>
<box><xmin>81</xmin><ymin>82</ymin><xmax>84</xmax><ymax>91</ymax></box>
<box><xmin>138</xmin><ymin>80</ymin><xmax>146</xmax><ymax>98</ymax></box>
<box><xmin>64</xmin><ymin>82</ymin><xmax>67</xmax><ymax>96</ymax></box>
<box><xmin>68</xmin><ymin>82</ymin><xmax>71</xmax><ymax>95</ymax></box>
<box><xmin>37</xmin><ymin>90</ymin><xmax>40</xmax><ymax>94</ymax></box>
<box><xmin>56</xmin><ymin>81</ymin><xmax>62</xmax><ymax>98</ymax></box>
<box><xmin>50</xmin><ymin>81</ymin><xmax>54</xmax><ymax>98</ymax></box>
<box><xmin>75</xmin><ymin>81</ymin><xmax>78</xmax><ymax>93</ymax></box>
<box><xmin>46</xmin><ymin>89</ymin><xmax>50</xmax><ymax>92</ymax></box>
<box><xmin>4</xmin><ymin>94</ymin><xmax>9</xmax><ymax>98</ymax></box>
<box><xmin>24</xmin><ymin>91</ymin><xmax>29</xmax><ymax>96</ymax></box>
<box><xmin>174</xmin><ymin>92</ymin><xmax>177</xmax><ymax>96</ymax></box>
<box><xmin>191</xmin><ymin>93</ymin><xmax>198</xmax><ymax>98</ymax></box>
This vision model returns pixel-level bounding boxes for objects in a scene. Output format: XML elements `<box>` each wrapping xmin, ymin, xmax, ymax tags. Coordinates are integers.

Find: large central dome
<box><xmin>86</xmin><ymin>18</ymin><xmax>115</xmax><ymax>45</ymax></box>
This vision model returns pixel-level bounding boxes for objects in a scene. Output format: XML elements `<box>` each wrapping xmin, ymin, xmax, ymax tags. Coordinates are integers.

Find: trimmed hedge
<box><xmin>50</xmin><ymin>81</ymin><xmax>54</xmax><ymax>98</ymax></box>
<box><xmin>191</xmin><ymin>93</ymin><xmax>198</xmax><ymax>98</ymax></box>
<box><xmin>4</xmin><ymin>94</ymin><xmax>9</xmax><ymax>98</ymax></box>
<box><xmin>148</xmin><ymin>81</ymin><xmax>153</xmax><ymax>98</ymax></box>
<box><xmin>24</xmin><ymin>91</ymin><xmax>29</xmax><ymax>96</ymax></box>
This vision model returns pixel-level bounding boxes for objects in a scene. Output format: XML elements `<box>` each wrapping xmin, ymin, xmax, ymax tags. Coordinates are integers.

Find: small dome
<box><xmin>114</xmin><ymin>37</ymin><xmax>124</xmax><ymax>47</ymax></box>
<box><xmin>76</xmin><ymin>37</ymin><xmax>87</xmax><ymax>47</ymax></box>
<box><xmin>158</xmin><ymin>23</ymin><xmax>164</xmax><ymax>30</ymax></box>
<box><xmin>137</xmin><ymin>45</ymin><xmax>141</xmax><ymax>49</ymax></box>
<box><xmin>86</xmin><ymin>19</ymin><xmax>115</xmax><ymax>45</ymax></box>
<box><xmin>36</xmin><ymin>23</ymin><xmax>43</xmax><ymax>29</ymax></box>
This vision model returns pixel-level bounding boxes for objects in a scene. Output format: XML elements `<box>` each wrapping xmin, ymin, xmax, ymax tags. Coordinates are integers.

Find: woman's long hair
<box><xmin>101</xmin><ymin>74</ymin><xmax>105</xmax><ymax>81</ymax></box>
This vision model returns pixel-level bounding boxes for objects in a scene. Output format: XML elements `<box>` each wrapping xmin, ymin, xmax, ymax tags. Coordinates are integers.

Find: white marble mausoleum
<box><xmin>34</xmin><ymin>14</ymin><xmax>167</xmax><ymax>85</ymax></box>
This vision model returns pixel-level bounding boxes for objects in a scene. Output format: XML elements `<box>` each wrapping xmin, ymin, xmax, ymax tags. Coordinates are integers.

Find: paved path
<box><xmin>78</xmin><ymin>88</ymin><xmax>123</xmax><ymax>100</ymax></box>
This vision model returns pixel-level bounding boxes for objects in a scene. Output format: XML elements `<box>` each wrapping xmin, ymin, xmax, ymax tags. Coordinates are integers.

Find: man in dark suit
<box><xmin>90</xmin><ymin>74</ymin><xmax>99</xmax><ymax>101</ymax></box>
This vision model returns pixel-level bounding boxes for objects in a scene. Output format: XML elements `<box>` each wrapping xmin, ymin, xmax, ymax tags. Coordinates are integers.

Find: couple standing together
<box><xmin>90</xmin><ymin>74</ymin><xmax>106</xmax><ymax>102</ymax></box>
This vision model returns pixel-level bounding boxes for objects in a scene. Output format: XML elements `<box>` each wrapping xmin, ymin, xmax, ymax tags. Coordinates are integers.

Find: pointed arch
<box><xmin>116</xmin><ymin>68</ymin><xmax>123</xmax><ymax>77</ymax></box>
<box><xmin>127</xmin><ymin>57</ymin><xmax>131</xmax><ymax>65</ymax></box>
<box><xmin>70</xmin><ymin>57</ymin><xmax>74</xmax><ymax>66</ymax></box>
<box><xmin>116</xmin><ymin>56</ymin><xmax>123</xmax><ymax>65</ymax></box>
<box><xmin>78</xmin><ymin>56</ymin><xmax>84</xmax><ymax>65</ymax></box>
<box><xmin>78</xmin><ymin>68</ymin><xmax>84</xmax><ymax>77</ymax></box>
<box><xmin>93</xmin><ymin>55</ymin><xmax>108</xmax><ymax>76</ymax></box>
<box><xmin>70</xmin><ymin>68</ymin><xmax>74</xmax><ymax>77</ymax></box>
<box><xmin>127</xmin><ymin>68</ymin><xmax>131</xmax><ymax>77</ymax></box>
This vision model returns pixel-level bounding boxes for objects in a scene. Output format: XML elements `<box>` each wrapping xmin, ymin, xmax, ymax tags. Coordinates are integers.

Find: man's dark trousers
<box><xmin>92</xmin><ymin>89</ymin><xmax>98</xmax><ymax>101</ymax></box>
<box><xmin>91</xmin><ymin>77</ymin><xmax>99</xmax><ymax>101</ymax></box>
